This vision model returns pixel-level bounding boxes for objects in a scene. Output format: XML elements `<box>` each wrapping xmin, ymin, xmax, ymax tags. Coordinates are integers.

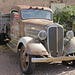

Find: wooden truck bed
<box><xmin>0</xmin><ymin>12</ymin><xmax>10</xmax><ymax>34</ymax></box>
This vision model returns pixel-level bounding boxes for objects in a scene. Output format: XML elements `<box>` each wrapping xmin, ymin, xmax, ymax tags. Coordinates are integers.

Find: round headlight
<box><xmin>38</xmin><ymin>30</ymin><xmax>47</xmax><ymax>40</ymax></box>
<box><xmin>66</xmin><ymin>31</ymin><xmax>74</xmax><ymax>39</ymax></box>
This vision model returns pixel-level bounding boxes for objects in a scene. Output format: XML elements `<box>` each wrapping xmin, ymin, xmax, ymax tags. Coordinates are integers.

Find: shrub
<box><xmin>53</xmin><ymin>5</ymin><xmax>75</xmax><ymax>35</ymax></box>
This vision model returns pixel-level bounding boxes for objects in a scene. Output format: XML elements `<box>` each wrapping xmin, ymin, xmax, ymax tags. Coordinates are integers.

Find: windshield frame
<box><xmin>21</xmin><ymin>9</ymin><xmax>53</xmax><ymax>21</ymax></box>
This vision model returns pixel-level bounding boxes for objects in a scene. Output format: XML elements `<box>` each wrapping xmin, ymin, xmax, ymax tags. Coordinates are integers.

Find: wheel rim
<box><xmin>20</xmin><ymin>47</ymin><xmax>29</xmax><ymax>71</ymax></box>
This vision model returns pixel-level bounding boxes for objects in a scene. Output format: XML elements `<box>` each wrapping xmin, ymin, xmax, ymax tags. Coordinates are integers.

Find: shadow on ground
<box><xmin>0</xmin><ymin>45</ymin><xmax>75</xmax><ymax>75</ymax></box>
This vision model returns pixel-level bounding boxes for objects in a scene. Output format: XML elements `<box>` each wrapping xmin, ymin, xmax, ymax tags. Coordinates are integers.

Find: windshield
<box><xmin>21</xmin><ymin>9</ymin><xmax>52</xmax><ymax>20</ymax></box>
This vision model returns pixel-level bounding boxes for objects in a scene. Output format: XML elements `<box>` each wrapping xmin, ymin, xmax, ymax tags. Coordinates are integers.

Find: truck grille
<box><xmin>47</xmin><ymin>26</ymin><xmax>64</xmax><ymax>57</ymax></box>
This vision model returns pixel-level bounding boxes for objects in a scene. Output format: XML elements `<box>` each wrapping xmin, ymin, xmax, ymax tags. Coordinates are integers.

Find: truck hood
<box><xmin>22</xmin><ymin>19</ymin><xmax>55</xmax><ymax>39</ymax></box>
<box><xmin>22</xmin><ymin>19</ymin><xmax>54</xmax><ymax>26</ymax></box>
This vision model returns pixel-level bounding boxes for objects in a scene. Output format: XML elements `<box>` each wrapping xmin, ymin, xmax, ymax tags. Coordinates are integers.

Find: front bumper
<box><xmin>31</xmin><ymin>56</ymin><xmax>75</xmax><ymax>63</ymax></box>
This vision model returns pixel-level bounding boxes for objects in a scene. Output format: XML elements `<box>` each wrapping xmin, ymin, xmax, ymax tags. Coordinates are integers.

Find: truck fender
<box><xmin>17</xmin><ymin>37</ymin><xmax>48</xmax><ymax>56</ymax></box>
<box><xmin>17</xmin><ymin>37</ymin><xmax>33</xmax><ymax>51</ymax></box>
<box><xmin>65</xmin><ymin>37</ymin><xmax>75</xmax><ymax>55</ymax></box>
<box><xmin>27</xmin><ymin>43</ymin><xmax>48</xmax><ymax>56</ymax></box>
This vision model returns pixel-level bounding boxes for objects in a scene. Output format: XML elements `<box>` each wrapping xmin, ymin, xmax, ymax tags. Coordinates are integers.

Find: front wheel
<box><xmin>19</xmin><ymin>45</ymin><xmax>35</xmax><ymax>75</ymax></box>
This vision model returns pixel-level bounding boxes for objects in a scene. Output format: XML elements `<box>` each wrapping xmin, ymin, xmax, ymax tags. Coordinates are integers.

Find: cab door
<box><xmin>10</xmin><ymin>10</ymin><xmax>20</xmax><ymax>41</ymax></box>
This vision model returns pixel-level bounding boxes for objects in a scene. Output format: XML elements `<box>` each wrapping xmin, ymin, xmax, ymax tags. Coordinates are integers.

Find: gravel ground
<box><xmin>0</xmin><ymin>45</ymin><xmax>75</xmax><ymax>75</ymax></box>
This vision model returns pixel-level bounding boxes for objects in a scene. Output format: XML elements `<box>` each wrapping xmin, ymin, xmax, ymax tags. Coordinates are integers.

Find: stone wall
<box><xmin>0</xmin><ymin>0</ymin><xmax>55</xmax><ymax>13</ymax></box>
<box><xmin>63</xmin><ymin>0</ymin><xmax>75</xmax><ymax>6</ymax></box>
<box><xmin>0</xmin><ymin>0</ymin><xmax>75</xmax><ymax>13</ymax></box>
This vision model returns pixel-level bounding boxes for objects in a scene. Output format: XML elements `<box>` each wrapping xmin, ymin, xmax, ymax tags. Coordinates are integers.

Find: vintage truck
<box><xmin>0</xmin><ymin>5</ymin><xmax>75</xmax><ymax>74</ymax></box>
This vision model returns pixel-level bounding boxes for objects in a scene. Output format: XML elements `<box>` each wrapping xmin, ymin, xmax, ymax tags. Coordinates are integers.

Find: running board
<box><xmin>7</xmin><ymin>42</ymin><xmax>17</xmax><ymax>53</ymax></box>
<box><xmin>31</xmin><ymin>56</ymin><xmax>75</xmax><ymax>63</ymax></box>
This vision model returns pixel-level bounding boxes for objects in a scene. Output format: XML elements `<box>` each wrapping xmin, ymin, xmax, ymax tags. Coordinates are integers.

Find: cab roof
<box><xmin>12</xmin><ymin>5</ymin><xmax>53</xmax><ymax>12</ymax></box>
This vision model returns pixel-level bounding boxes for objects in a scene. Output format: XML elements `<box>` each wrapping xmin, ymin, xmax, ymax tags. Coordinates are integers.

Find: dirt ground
<box><xmin>0</xmin><ymin>45</ymin><xmax>75</xmax><ymax>75</ymax></box>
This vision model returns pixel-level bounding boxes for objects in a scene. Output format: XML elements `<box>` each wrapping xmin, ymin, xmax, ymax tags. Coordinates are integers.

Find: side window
<box><xmin>12</xmin><ymin>11</ymin><xmax>19</xmax><ymax>20</ymax></box>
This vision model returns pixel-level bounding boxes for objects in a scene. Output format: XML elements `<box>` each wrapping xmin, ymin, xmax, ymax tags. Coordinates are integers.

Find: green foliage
<box><xmin>53</xmin><ymin>5</ymin><xmax>75</xmax><ymax>34</ymax></box>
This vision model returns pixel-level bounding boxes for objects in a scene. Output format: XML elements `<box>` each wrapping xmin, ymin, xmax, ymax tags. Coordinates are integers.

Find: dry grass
<box><xmin>0</xmin><ymin>45</ymin><xmax>11</xmax><ymax>51</ymax></box>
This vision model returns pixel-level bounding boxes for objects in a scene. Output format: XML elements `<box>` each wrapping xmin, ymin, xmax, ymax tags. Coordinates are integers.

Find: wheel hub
<box><xmin>20</xmin><ymin>49</ymin><xmax>29</xmax><ymax>71</ymax></box>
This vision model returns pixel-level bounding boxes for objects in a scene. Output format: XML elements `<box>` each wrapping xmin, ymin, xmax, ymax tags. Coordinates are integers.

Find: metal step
<box><xmin>7</xmin><ymin>42</ymin><xmax>17</xmax><ymax>53</ymax></box>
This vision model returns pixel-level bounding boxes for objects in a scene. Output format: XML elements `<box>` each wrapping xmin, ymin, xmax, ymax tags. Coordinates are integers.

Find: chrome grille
<box><xmin>47</xmin><ymin>26</ymin><xmax>63</xmax><ymax>57</ymax></box>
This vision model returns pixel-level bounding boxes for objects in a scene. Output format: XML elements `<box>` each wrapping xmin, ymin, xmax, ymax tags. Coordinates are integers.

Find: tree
<box><xmin>53</xmin><ymin>5</ymin><xmax>75</xmax><ymax>35</ymax></box>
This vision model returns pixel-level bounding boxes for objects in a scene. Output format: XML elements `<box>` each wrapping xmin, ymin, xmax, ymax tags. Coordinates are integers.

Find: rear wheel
<box><xmin>0</xmin><ymin>33</ymin><xmax>4</xmax><ymax>45</ymax></box>
<box><xmin>19</xmin><ymin>45</ymin><xmax>35</xmax><ymax>75</ymax></box>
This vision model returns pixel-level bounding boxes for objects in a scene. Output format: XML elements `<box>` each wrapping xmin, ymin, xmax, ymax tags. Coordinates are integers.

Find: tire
<box><xmin>73</xmin><ymin>60</ymin><xmax>75</xmax><ymax>64</ymax></box>
<box><xmin>62</xmin><ymin>61</ymin><xmax>68</xmax><ymax>65</ymax></box>
<box><xmin>19</xmin><ymin>45</ymin><xmax>35</xmax><ymax>75</ymax></box>
<box><xmin>71</xmin><ymin>60</ymin><xmax>75</xmax><ymax>67</ymax></box>
<box><xmin>0</xmin><ymin>33</ymin><xmax>4</xmax><ymax>45</ymax></box>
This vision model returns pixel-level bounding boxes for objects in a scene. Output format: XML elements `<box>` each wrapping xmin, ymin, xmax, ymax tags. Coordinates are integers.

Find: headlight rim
<box><xmin>66</xmin><ymin>30</ymin><xmax>74</xmax><ymax>39</ymax></box>
<box><xmin>38</xmin><ymin>30</ymin><xmax>47</xmax><ymax>40</ymax></box>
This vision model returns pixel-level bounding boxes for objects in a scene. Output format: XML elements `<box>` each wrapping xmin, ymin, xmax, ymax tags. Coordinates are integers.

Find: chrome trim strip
<box><xmin>56</xmin><ymin>27</ymin><xmax>58</xmax><ymax>55</ymax></box>
<box><xmin>63</xmin><ymin>27</ymin><xmax>64</xmax><ymax>52</ymax></box>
